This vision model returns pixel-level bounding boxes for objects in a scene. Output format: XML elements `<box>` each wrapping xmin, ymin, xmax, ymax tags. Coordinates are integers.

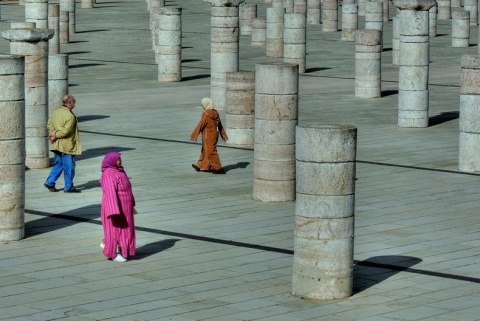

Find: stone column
<box><xmin>459</xmin><ymin>54</ymin><xmax>480</xmax><ymax>172</ymax></box>
<box><xmin>272</xmin><ymin>0</ymin><xmax>283</xmax><ymax>7</ymax></box>
<box><xmin>48</xmin><ymin>54</ymin><xmax>68</xmax><ymax>116</ymax></box>
<box><xmin>429</xmin><ymin>2</ymin><xmax>437</xmax><ymax>37</ymax></box>
<box><xmin>394</xmin><ymin>0</ymin><xmax>435</xmax><ymax>128</ymax></box>
<box><xmin>225</xmin><ymin>71</ymin><xmax>255</xmax><ymax>148</ymax></box>
<box><xmin>267</xmin><ymin>7</ymin><xmax>285</xmax><ymax>58</ymax></box>
<box><xmin>294</xmin><ymin>0</ymin><xmax>307</xmax><ymax>13</ymax></box>
<box><xmin>358</xmin><ymin>0</ymin><xmax>366</xmax><ymax>16</ymax></box>
<box><xmin>283</xmin><ymin>0</ymin><xmax>294</xmax><ymax>12</ymax></box>
<box><xmin>205</xmin><ymin>0</ymin><xmax>244</xmax><ymax>111</ymax></box>
<box><xmin>0</xmin><ymin>54</ymin><xmax>25</xmax><ymax>241</ymax></box>
<box><xmin>392</xmin><ymin>16</ymin><xmax>400</xmax><ymax>65</ymax></box>
<box><xmin>379</xmin><ymin>0</ymin><xmax>390</xmax><ymax>22</ymax></box>
<box><xmin>307</xmin><ymin>0</ymin><xmax>321</xmax><ymax>24</ymax></box>
<box><xmin>149</xmin><ymin>0</ymin><xmax>165</xmax><ymax>48</ymax></box>
<box><xmin>437</xmin><ymin>0</ymin><xmax>451</xmax><ymax>20</ymax></box>
<box><xmin>2</xmin><ymin>27</ymin><xmax>54</xmax><ymax>169</ymax></box>
<box><xmin>464</xmin><ymin>0</ymin><xmax>478</xmax><ymax>25</ymax></box>
<box><xmin>60</xmin><ymin>0</ymin><xmax>75</xmax><ymax>35</ymax></box>
<box><xmin>251</xmin><ymin>17</ymin><xmax>267</xmax><ymax>46</ymax></box>
<box><xmin>322</xmin><ymin>0</ymin><xmax>338</xmax><ymax>32</ymax></box>
<box><xmin>25</xmin><ymin>0</ymin><xmax>48</xmax><ymax>29</ymax></box>
<box><xmin>341</xmin><ymin>4</ymin><xmax>358</xmax><ymax>42</ymax></box>
<box><xmin>452</xmin><ymin>11</ymin><xmax>470</xmax><ymax>48</ymax></box>
<box><xmin>59</xmin><ymin>10</ymin><xmax>69</xmax><ymax>44</ymax></box>
<box><xmin>292</xmin><ymin>124</ymin><xmax>357</xmax><ymax>300</ymax></box>
<box><xmin>240</xmin><ymin>3</ymin><xmax>257</xmax><ymax>36</ymax></box>
<box><xmin>284</xmin><ymin>12</ymin><xmax>306</xmax><ymax>74</ymax></box>
<box><xmin>451</xmin><ymin>0</ymin><xmax>461</xmax><ymax>7</ymax></box>
<box><xmin>157</xmin><ymin>7</ymin><xmax>182</xmax><ymax>82</ymax></box>
<box><xmin>365</xmin><ymin>0</ymin><xmax>384</xmax><ymax>50</ymax></box>
<box><xmin>81</xmin><ymin>0</ymin><xmax>94</xmax><ymax>8</ymax></box>
<box><xmin>48</xmin><ymin>4</ymin><xmax>60</xmax><ymax>54</ymax></box>
<box><xmin>355</xmin><ymin>29</ymin><xmax>382</xmax><ymax>98</ymax></box>
<box><xmin>253</xmin><ymin>62</ymin><xmax>298</xmax><ymax>202</ymax></box>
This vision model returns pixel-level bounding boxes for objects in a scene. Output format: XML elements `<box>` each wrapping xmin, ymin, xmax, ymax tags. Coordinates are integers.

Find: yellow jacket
<box><xmin>47</xmin><ymin>106</ymin><xmax>82</xmax><ymax>155</ymax></box>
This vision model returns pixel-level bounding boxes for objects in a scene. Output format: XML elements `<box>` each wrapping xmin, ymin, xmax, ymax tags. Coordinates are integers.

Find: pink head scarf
<box><xmin>101</xmin><ymin>151</ymin><xmax>124</xmax><ymax>172</ymax></box>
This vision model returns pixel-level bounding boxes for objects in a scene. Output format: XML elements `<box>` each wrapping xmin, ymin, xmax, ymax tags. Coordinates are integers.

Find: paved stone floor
<box><xmin>0</xmin><ymin>0</ymin><xmax>479</xmax><ymax>320</ymax></box>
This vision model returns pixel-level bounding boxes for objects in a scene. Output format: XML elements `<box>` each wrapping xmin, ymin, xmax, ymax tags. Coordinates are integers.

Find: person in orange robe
<box><xmin>190</xmin><ymin>97</ymin><xmax>228</xmax><ymax>174</ymax></box>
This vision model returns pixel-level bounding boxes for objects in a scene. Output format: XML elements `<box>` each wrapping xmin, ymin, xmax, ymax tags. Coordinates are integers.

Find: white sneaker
<box><xmin>100</xmin><ymin>242</ymin><xmax>105</xmax><ymax>249</ymax></box>
<box><xmin>113</xmin><ymin>254</ymin><xmax>127</xmax><ymax>262</ymax></box>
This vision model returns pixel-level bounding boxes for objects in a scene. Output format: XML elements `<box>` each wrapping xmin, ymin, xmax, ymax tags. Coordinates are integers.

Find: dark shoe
<box><xmin>212</xmin><ymin>169</ymin><xmax>226</xmax><ymax>174</ymax></box>
<box><xmin>64</xmin><ymin>188</ymin><xmax>81</xmax><ymax>193</ymax></box>
<box><xmin>44</xmin><ymin>183</ymin><xmax>59</xmax><ymax>192</ymax></box>
<box><xmin>192</xmin><ymin>164</ymin><xmax>200</xmax><ymax>172</ymax></box>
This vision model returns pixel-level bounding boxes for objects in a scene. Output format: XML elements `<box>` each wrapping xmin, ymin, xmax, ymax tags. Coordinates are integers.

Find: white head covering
<box><xmin>201</xmin><ymin>97</ymin><xmax>214</xmax><ymax>110</ymax></box>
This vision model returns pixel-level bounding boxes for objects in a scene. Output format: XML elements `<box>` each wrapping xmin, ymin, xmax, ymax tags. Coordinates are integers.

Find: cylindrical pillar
<box><xmin>0</xmin><ymin>54</ymin><xmax>25</xmax><ymax>241</ymax></box>
<box><xmin>392</xmin><ymin>16</ymin><xmax>400</xmax><ymax>65</ymax></box>
<box><xmin>452</xmin><ymin>11</ymin><xmax>470</xmax><ymax>48</ymax></box>
<box><xmin>59</xmin><ymin>10</ymin><xmax>69</xmax><ymax>44</ymax></box>
<box><xmin>2</xmin><ymin>27</ymin><xmax>54</xmax><ymax>169</ymax></box>
<box><xmin>251</xmin><ymin>17</ymin><xmax>267</xmax><ymax>46</ymax></box>
<box><xmin>355</xmin><ymin>29</ymin><xmax>382</xmax><ymax>98</ymax></box>
<box><xmin>358</xmin><ymin>0</ymin><xmax>366</xmax><ymax>16</ymax></box>
<box><xmin>464</xmin><ymin>0</ymin><xmax>478</xmax><ymax>25</ymax></box>
<box><xmin>284</xmin><ymin>12</ymin><xmax>306</xmax><ymax>74</ymax></box>
<box><xmin>459</xmin><ymin>55</ymin><xmax>480</xmax><ymax>172</ymax></box>
<box><xmin>395</xmin><ymin>0</ymin><xmax>435</xmax><ymax>128</ymax></box>
<box><xmin>48</xmin><ymin>54</ymin><xmax>68</xmax><ymax>116</ymax></box>
<box><xmin>157</xmin><ymin>7</ymin><xmax>182</xmax><ymax>82</ymax></box>
<box><xmin>240</xmin><ymin>3</ymin><xmax>257</xmax><ymax>36</ymax></box>
<box><xmin>267</xmin><ymin>7</ymin><xmax>285</xmax><ymax>58</ymax></box>
<box><xmin>207</xmin><ymin>0</ymin><xmax>244</xmax><ymax>111</ymax></box>
<box><xmin>25</xmin><ymin>0</ymin><xmax>48</xmax><ymax>29</ymax></box>
<box><xmin>451</xmin><ymin>0</ymin><xmax>461</xmax><ymax>7</ymax></box>
<box><xmin>437</xmin><ymin>0</ymin><xmax>451</xmax><ymax>20</ymax></box>
<box><xmin>253</xmin><ymin>62</ymin><xmax>298</xmax><ymax>202</ymax></box>
<box><xmin>292</xmin><ymin>124</ymin><xmax>357</xmax><ymax>300</ymax></box>
<box><xmin>322</xmin><ymin>0</ymin><xmax>338</xmax><ymax>32</ymax></box>
<box><xmin>48</xmin><ymin>4</ymin><xmax>60</xmax><ymax>54</ymax></box>
<box><xmin>283</xmin><ymin>0</ymin><xmax>294</xmax><ymax>13</ymax></box>
<box><xmin>294</xmin><ymin>0</ymin><xmax>307</xmax><ymax>13</ymax></box>
<box><xmin>225</xmin><ymin>71</ymin><xmax>255</xmax><ymax>148</ymax></box>
<box><xmin>378</xmin><ymin>0</ymin><xmax>390</xmax><ymax>22</ymax></box>
<box><xmin>365</xmin><ymin>1</ymin><xmax>384</xmax><ymax>50</ymax></box>
<box><xmin>306</xmin><ymin>0</ymin><xmax>321</xmax><ymax>24</ymax></box>
<box><xmin>341</xmin><ymin>4</ymin><xmax>358</xmax><ymax>42</ymax></box>
<box><xmin>60</xmin><ymin>0</ymin><xmax>75</xmax><ymax>35</ymax></box>
<box><xmin>81</xmin><ymin>0</ymin><xmax>94</xmax><ymax>8</ymax></box>
<box><xmin>429</xmin><ymin>2</ymin><xmax>437</xmax><ymax>37</ymax></box>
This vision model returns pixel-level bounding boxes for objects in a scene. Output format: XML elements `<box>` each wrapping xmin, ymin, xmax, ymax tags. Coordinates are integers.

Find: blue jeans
<box><xmin>45</xmin><ymin>151</ymin><xmax>76</xmax><ymax>191</ymax></box>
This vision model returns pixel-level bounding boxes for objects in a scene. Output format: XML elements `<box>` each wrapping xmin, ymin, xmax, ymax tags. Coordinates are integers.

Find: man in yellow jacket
<box><xmin>44</xmin><ymin>94</ymin><xmax>82</xmax><ymax>193</ymax></box>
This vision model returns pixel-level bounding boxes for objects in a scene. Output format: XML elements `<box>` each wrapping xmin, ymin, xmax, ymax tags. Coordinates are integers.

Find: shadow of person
<box><xmin>75</xmin><ymin>179</ymin><xmax>101</xmax><ymax>191</ymax></box>
<box><xmin>133</xmin><ymin>239</ymin><xmax>181</xmax><ymax>260</ymax></box>
<box><xmin>223</xmin><ymin>162</ymin><xmax>250</xmax><ymax>173</ymax></box>
<box><xmin>353</xmin><ymin>255</ymin><xmax>422</xmax><ymax>294</ymax></box>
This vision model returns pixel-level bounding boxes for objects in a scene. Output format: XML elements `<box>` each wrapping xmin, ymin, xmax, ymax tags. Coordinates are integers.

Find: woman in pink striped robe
<box><xmin>100</xmin><ymin>151</ymin><xmax>136</xmax><ymax>262</ymax></box>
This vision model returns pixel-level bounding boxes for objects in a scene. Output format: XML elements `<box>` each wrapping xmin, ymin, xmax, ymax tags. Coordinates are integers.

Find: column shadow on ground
<box><xmin>77</xmin><ymin>146</ymin><xmax>135</xmax><ymax>161</ymax></box>
<box><xmin>78</xmin><ymin>115</ymin><xmax>110</xmax><ymax>122</ymax></box>
<box><xmin>429</xmin><ymin>111</ymin><xmax>459</xmax><ymax>126</ymax></box>
<box><xmin>353</xmin><ymin>255</ymin><xmax>422</xmax><ymax>293</ymax></box>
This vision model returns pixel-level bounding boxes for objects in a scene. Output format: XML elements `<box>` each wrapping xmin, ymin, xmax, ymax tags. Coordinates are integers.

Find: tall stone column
<box><xmin>284</xmin><ymin>12</ymin><xmax>307</xmax><ymax>74</ymax></box>
<box><xmin>459</xmin><ymin>54</ymin><xmax>480</xmax><ymax>172</ymax></box>
<box><xmin>322</xmin><ymin>0</ymin><xmax>338</xmax><ymax>32</ymax></box>
<box><xmin>2</xmin><ymin>27</ymin><xmax>54</xmax><ymax>169</ymax></box>
<box><xmin>266</xmin><ymin>6</ymin><xmax>285</xmax><ymax>58</ymax></box>
<box><xmin>59</xmin><ymin>11</ymin><xmax>69</xmax><ymax>44</ymax></box>
<box><xmin>355</xmin><ymin>29</ymin><xmax>382</xmax><ymax>98</ymax></box>
<box><xmin>205</xmin><ymin>0</ymin><xmax>245</xmax><ymax>111</ymax></box>
<box><xmin>429</xmin><ymin>2</ymin><xmax>437</xmax><ymax>37</ymax></box>
<box><xmin>452</xmin><ymin>11</ymin><xmax>470</xmax><ymax>48</ymax></box>
<box><xmin>251</xmin><ymin>18</ymin><xmax>267</xmax><ymax>46</ymax></box>
<box><xmin>253</xmin><ymin>62</ymin><xmax>298</xmax><ymax>202</ymax></box>
<box><xmin>60</xmin><ymin>0</ymin><xmax>75</xmax><ymax>35</ymax></box>
<box><xmin>283</xmin><ymin>0</ymin><xmax>294</xmax><ymax>12</ymax></box>
<box><xmin>81</xmin><ymin>0</ymin><xmax>94</xmax><ymax>8</ymax></box>
<box><xmin>240</xmin><ymin>3</ymin><xmax>257</xmax><ymax>36</ymax></box>
<box><xmin>392</xmin><ymin>16</ymin><xmax>400</xmax><ymax>65</ymax></box>
<box><xmin>379</xmin><ymin>0</ymin><xmax>390</xmax><ymax>22</ymax></box>
<box><xmin>365</xmin><ymin>0</ymin><xmax>384</xmax><ymax>50</ymax></box>
<box><xmin>451</xmin><ymin>0</ymin><xmax>461</xmax><ymax>7</ymax></box>
<box><xmin>225</xmin><ymin>71</ymin><xmax>255</xmax><ymax>148</ymax></box>
<box><xmin>437</xmin><ymin>0</ymin><xmax>451</xmax><ymax>20</ymax></box>
<box><xmin>306</xmin><ymin>0</ymin><xmax>321</xmax><ymax>24</ymax></box>
<box><xmin>292</xmin><ymin>124</ymin><xmax>357</xmax><ymax>300</ymax></box>
<box><xmin>464</xmin><ymin>0</ymin><xmax>478</xmax><ymax>25</ymax></box>
<box><xmin>25</xmin><ymin>0</ymin><xmax>48</xmax><ymax>29</ymax></box>
<box><xmin>394</xmin><ymin>0</ymin><xmax>435</xmax><ymax>128</ymax></box>
<box><xmin>157</xmin><ymin>7</ymin><xmax>182</xmax><ymax>82</ymax></box>
<box><xmin>341</xmin><ymin>4</ymin><xmax>358</xmax><ymax>42</ymax></box>
<box><xmin>294</xmin><ymin>0</ymin><xmax>307</xmax><ymax>13</ymax></box>
<box><xmin>358</xmin><ymin>0</ymin><xmax>366</xmax><ymax>16</ymax></box>
<box><xmin>0</xmin><ymin>54</ymin><xmax>25</xmax><ymax>241</ymax></box>
<box><xmin>48</xmin><ymin>4</ymin><xmax>60</xmax><ymax>54</ymax></box>
<box><xmin>48</xmin><ymin>54</ymin><xmax>68</xmax><ymax>116</ymax></box>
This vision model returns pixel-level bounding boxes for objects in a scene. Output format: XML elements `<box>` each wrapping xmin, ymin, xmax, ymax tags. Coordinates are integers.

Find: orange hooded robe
<box><xmin>191</xmin><ymin>109</ymin><xmax>228</xmax><ymax>171</ymax></box>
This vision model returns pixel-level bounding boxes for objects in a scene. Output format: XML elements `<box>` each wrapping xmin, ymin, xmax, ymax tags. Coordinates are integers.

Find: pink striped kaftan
<box><xmin>100</xmin><ymin>168</ymin><xmax>136</xmax><ymax>259</ymax></box>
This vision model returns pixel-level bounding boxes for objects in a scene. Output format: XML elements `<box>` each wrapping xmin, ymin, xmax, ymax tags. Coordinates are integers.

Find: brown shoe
<box><xmin>192</xmin><ymin>164</ymin><xmax>200</xmax><ymax>172</ymax></box>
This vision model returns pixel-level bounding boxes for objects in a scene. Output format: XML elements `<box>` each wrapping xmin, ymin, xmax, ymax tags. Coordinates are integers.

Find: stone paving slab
<box><xmin>1</xmin><ymin>0</ymin><xmax>480</xmax><ymax>320</ymax></box>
